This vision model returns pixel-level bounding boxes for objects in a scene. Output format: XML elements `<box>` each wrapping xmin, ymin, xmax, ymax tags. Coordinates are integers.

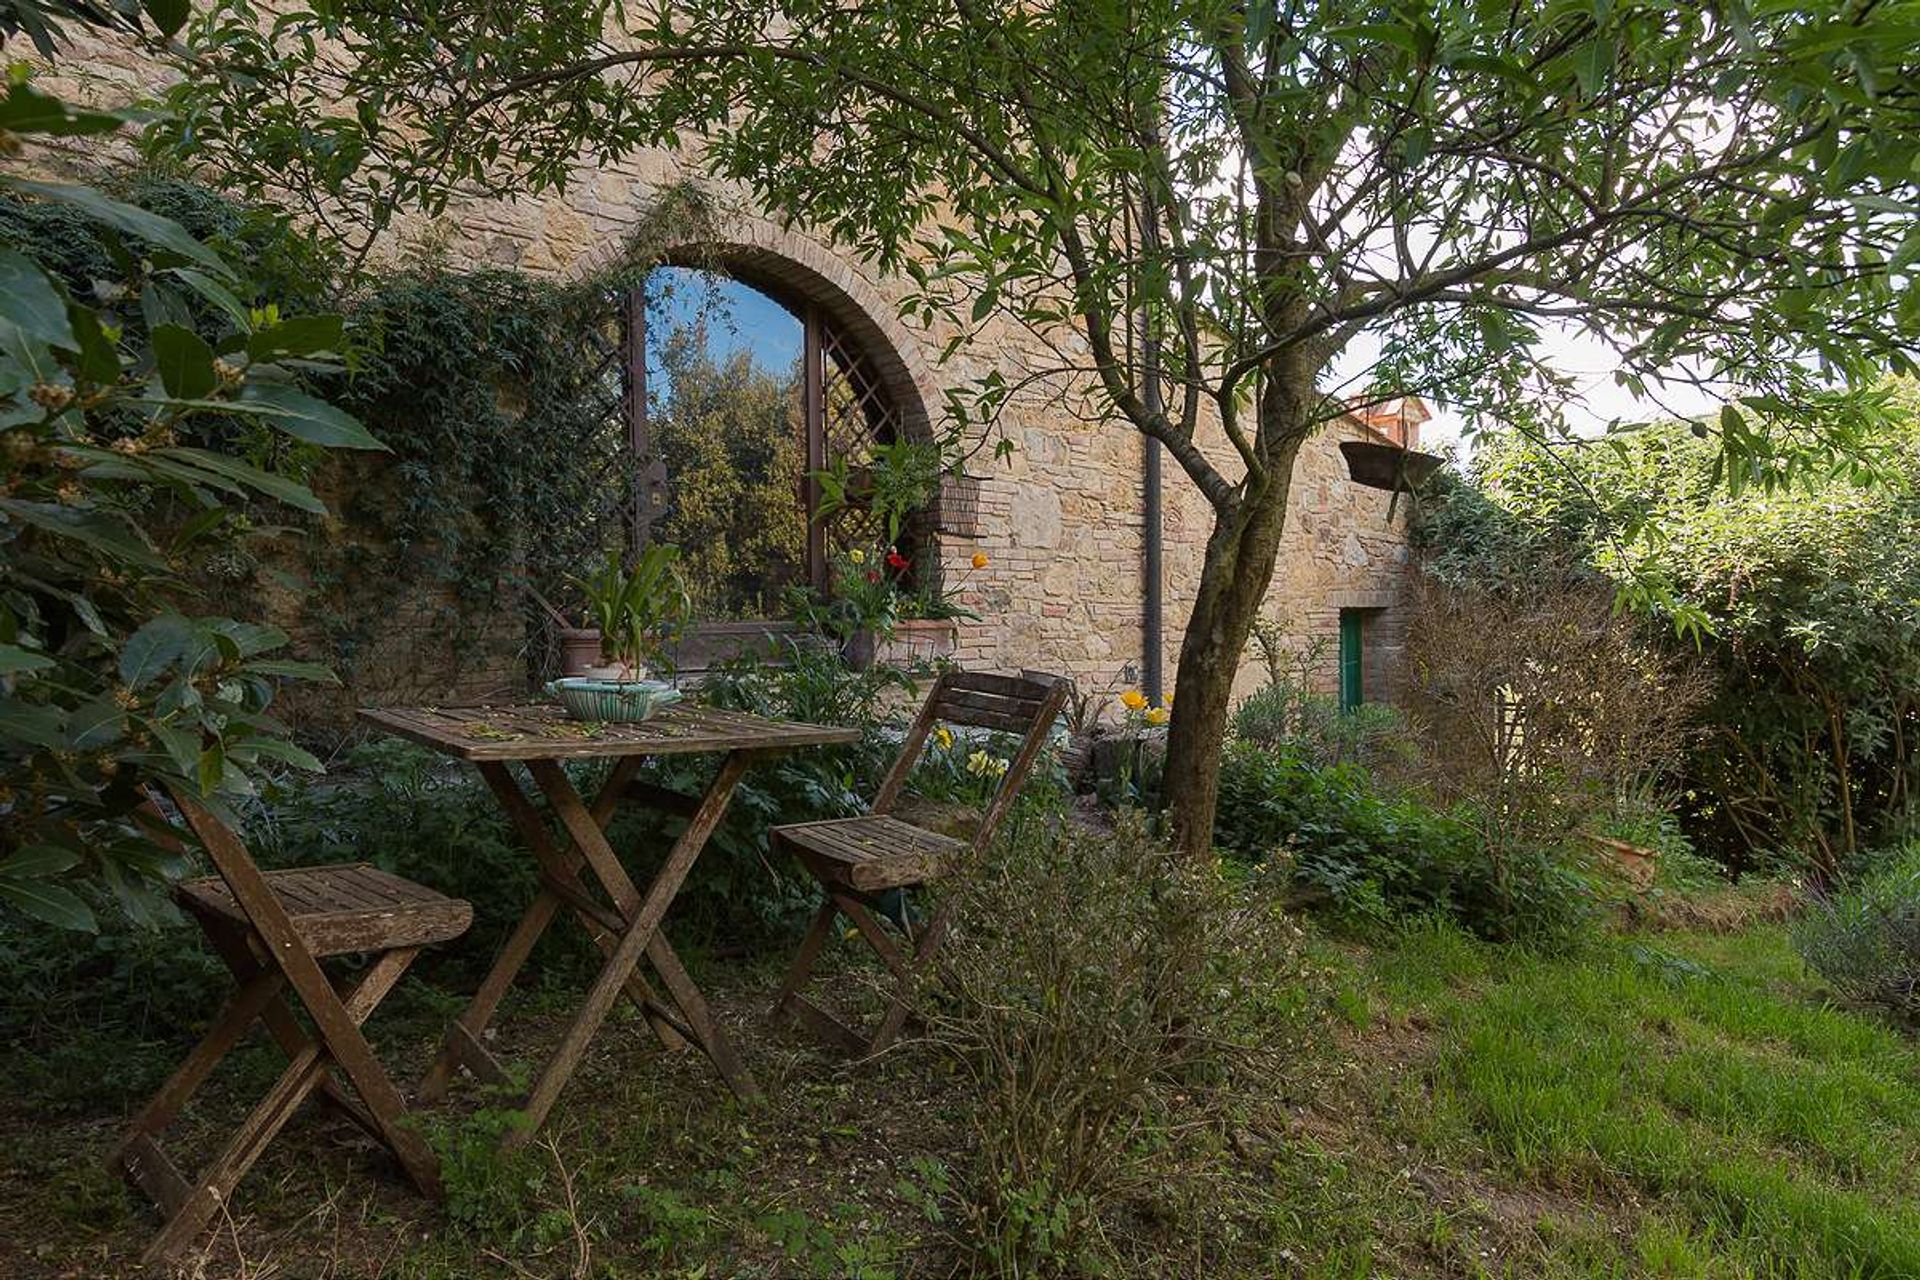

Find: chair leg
<box><xmin>141</xmin><ymin>1029</ymin><xmax>338</xmax><ymax>1264</ymax></box>
<box><xmin>770</xmin><ymin>896</ymin><xmax>839</xmax><ymax>1021</ymax></box>
<box><xmin>125</xmin><ymin>947</ymin><xmax>426</xmax><ymax>1265</ymax></box>
<box><xmin>776</xmin><ymin>885</ymin><xmax>947</xmax><ymax>1057</ymax></box>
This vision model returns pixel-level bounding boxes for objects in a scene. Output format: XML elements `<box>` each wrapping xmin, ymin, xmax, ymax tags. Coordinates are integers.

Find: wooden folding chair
<box><xmin>111</xmin><ymin>786</ymin><xmax>472</xmax><ymax>1265</ymax></box>
<box><xmin>769</xmin><ymin>670</ymin><xmax>1068</xmax><ymax>1055</ymax></box>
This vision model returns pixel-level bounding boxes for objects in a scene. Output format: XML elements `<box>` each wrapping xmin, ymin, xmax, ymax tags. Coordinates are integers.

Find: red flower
<box><xmin>886</xmin><ymin>549</ymin><xmax>910</xmax><ymax>571</ymax></box>
<box><xmin>866</xmin><ymin>570</ymin><xmax>881</xmax><ymax>584</ymax></box>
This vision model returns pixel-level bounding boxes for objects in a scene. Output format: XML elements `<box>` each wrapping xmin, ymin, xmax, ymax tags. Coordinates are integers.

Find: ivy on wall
<box><xmin>11</xmin><ymin>170</ymin><xmax>724</xmax><ymax>729</ymax></box>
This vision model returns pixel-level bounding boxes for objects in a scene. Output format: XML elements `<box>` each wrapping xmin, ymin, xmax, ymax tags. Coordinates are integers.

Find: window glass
<box><xmin>642</xmin><ymin>267</ymin><xmax>809</xmax><ymax>619</ymax></box>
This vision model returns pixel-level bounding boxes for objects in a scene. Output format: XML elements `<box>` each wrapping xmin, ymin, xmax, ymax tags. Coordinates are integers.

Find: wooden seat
<box><xmin>113</xmin><ymin>788</ymin><xmax>468</xmax><ymax>1265</ymax></box>
<box><xmin>769</xmin><ymin>670</ymin><xmax>1069</xmax><ymax>1056</ymax></box>
<box><xmin>175</xmin><ymin>863</ymin><xmax>473</xmax><ymax>957</ymax></box>
<box><xmin>775</xmin><ymin>817</ymin><xmax>965</xmax><ymax>892</ymax></box>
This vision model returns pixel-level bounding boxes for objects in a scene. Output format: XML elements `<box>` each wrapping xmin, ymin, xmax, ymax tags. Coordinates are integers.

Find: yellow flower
<box><xmin>1144</xmin><ymin>706</ymin><xmax>1170</xmax><ymax>726</ymax></box>
<box><xmin>1119</xmin><ymin>688</ymin><xmax>1147</xmax><ymax>711</ymax></box>
<box><xmin>934</xmin><ymin>725</ymin><xmax>955</xmax><ymax>750</ymax></box>
<box><xmin>848</xmin><ymin>548</ymin><xmax>867</xmax><ymax>565</ymax></box>
<box><xmin>971</xmin><ymin>551</ymin><xmax>989</xmax><ymax>570</ymax></box>
<box><xmin>1163</xmin><ymin>690</ymin><xmax>1174</xmax><ymax>706</ymax></box>
<box><xmin>965</xmin><ymin>750</ymin><xmax>1009</xmax><ymax>779</ymax></box>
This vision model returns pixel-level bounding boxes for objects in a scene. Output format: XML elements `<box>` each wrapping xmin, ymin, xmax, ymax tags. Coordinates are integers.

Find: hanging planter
<box><xmin>1340</xmin><ymin>440</ymin><xmax>1444</xmax><ymax>493</ymax></box>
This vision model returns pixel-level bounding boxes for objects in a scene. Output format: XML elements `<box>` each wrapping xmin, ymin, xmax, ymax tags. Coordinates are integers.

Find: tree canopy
<box><xmin>141</xmin><ymin>0</ymin><xmax>1920</xmax><ymax>851</ymax></box>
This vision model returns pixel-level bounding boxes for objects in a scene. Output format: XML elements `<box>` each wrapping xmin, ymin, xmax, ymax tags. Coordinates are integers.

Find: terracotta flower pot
<box><xmin>559</xmin><ymin>627</ymin><xmax>604</xmax><ymax>677</ymax></box>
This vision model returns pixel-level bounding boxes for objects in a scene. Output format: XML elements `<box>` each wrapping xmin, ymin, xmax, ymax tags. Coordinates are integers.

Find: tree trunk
<box><xmin>1163</xmin><ymin>432</ymin><xmax>1305</xmax><ymax>859</ymax></box>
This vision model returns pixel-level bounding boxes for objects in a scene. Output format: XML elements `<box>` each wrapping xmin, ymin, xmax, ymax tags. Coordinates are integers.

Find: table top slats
<box><xmin>358</xmin><ymin>701</ymin><xmax>862</xmax><ymax>762</ymax></box>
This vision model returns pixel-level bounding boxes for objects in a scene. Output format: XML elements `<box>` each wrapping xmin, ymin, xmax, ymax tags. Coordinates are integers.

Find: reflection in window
<box><xmin>642</xmin><ymin>268</ymin><xmax>809</xmax><ymax>619</ymax></box>
<box><xmin>632</xmin><ymin>265</ymin><xmax>917</xmax><ymax>621</ymax></box>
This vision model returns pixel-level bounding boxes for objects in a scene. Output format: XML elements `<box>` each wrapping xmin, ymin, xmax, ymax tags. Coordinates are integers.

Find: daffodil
<box><xmin>1120</xmin><ymin>688</ymin><xmax>1147</xmax><ymax>711</ymax></box>
<box><xmin>971</xmin><ymin>551</ymin><xmax>989</xmax><ymax>570</ymax></box>
<box><xmin>1144</xmin><ymin>706</ymin><xmax>1170</xmax><ymax>726</ymax></box>
<box><xmin>934</xmin><ymin>725</ymin><xmax>955</xmax><ymax>750</ymax></box>
<box><xmin>848</xmin><ymin>548</ymin><xmax>867</xmax><ymax>565</ymax></box>
<box><xmin>965</xmin><ymin>750</ymin><xmax>1009</xmax><ymax>779</ymax></box>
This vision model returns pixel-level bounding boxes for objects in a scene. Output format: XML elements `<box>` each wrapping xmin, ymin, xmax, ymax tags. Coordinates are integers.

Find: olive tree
<box><xmin>155</xmin><ymin>0</ymin><xmax>1920</xmax><ymax>853</ymax></box>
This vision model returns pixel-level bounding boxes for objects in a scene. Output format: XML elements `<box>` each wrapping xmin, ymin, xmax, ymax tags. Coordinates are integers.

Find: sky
<box><xmin>646</xmin><ymin>267</ymin><xmax>801</xmax><ymax>392</ymax></box>
<box><xmin>1335</xmin><ymin>327</ymin><xmax>1725</xmax><ymax>464</ymax></box>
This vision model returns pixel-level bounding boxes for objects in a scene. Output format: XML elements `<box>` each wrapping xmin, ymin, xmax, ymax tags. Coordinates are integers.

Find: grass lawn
<box><xmin>3</xmin><ymin>912</ymin><xmax>1916</xmax><ymax>1277</ymax></box>
<box><xmin>1289</xmin><ymin>920</ymin><xmax>1920</xmax><ymax>1279</ymax></box>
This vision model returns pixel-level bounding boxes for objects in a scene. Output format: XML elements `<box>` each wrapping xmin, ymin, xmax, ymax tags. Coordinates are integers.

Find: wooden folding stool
<box><xmin>111</xmin><ymin>786</ymin><xmax>471</xmax><ymax>1264</ymax></box>
<box><xmin>768</xmin><ymin>670</ymin><xmax>1068</xmax><ymax>1055</ymax></box>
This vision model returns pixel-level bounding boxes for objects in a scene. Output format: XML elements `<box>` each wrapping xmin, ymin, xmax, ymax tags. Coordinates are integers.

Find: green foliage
<box><xmin>646</xmin><ymin>313</ymin><xmax>810</xmax><ymax>619</ymax></box>
<box><xmin>0</xmin><ymin>81</ymin><xmax>384</xmax><ymax>926</ymax></box>
<box><xmin>1231</xmin><ymin>628</ymin><xmax>1417</xmax><ymax>771</ymax></box>
<box><xmin>567</xmin><ymin>543</ymin><xmax>691</xmax><ymax>671</ymax></box>
<box><xmin>1423</xmin><ymin>403</ymin><xmax>1920</xmax><ymax>874</ymax></box>
<box><xmin>1213</xmin><ymin>742</ymin><xmax>1595</xmax><ymax>944</ymax></box>
<box><xmin>1794</xmin><ymin>845</ymin><xmax>1920</xmax><ymax>1024</ymax></box>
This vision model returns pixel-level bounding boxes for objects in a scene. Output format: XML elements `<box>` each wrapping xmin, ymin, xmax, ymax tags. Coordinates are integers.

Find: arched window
<box><xmin>622</xmin><ymin>266</ymin><xmax>915</xmax><ymax>620</ymax></box>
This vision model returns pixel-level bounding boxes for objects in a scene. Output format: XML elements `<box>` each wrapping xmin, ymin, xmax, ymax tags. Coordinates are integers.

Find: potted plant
<box><xmin>569</xmin><ymin>544</ymin><xmax>692</xmax><ymax>679</ymax></box>
<box><xmin>548</xmin><ymin>545</ymin><xmax>692</xmax><ymax>721</ymax></box>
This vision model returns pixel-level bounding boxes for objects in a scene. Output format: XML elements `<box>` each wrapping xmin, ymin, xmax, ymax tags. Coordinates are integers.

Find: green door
<box><xmin>1338</xmin><ymin>610</ymin><xmax>1364</xmax><ymax>713</ymax></box>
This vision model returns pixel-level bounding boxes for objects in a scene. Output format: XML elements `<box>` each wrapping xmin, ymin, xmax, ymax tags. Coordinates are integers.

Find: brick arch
<box><xmin>655</xmin><ymin>230</ymin><xmax>939</xmax><ymax>439</ymax></box>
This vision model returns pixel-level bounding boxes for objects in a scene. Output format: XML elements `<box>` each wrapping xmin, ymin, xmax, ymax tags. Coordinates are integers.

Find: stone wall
<box><xmin>33</xmin><ymin>38</ymin><xmax>1423</xmax><ymax>715</ymax></box>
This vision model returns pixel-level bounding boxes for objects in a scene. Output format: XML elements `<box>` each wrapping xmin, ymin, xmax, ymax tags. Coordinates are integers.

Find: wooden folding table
<box><xmin>359</xmin><ymin>702</ymin><xmax>860</xmax><ymax>1145</ymax></box>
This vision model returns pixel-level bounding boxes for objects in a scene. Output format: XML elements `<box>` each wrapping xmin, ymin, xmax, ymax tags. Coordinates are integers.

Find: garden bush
<box><xmin>1419</xmin><ymin>401</ymin><xmax>1920</xmax><ymax>877</ymax></box>
<box><xmin>927</xmin><ymin>811</ymin><xmax>1314</xmax><ymax>1276</ymax></box>
<box><xmin>1212</xmin><ymin>741</ymin><xmax>1595</xmax><ymax>944</ymax></box>
<box><xmin>1795</xmin><ymin>845</ymin><xmax>1920</xmax><ymax>1023</ymax></box>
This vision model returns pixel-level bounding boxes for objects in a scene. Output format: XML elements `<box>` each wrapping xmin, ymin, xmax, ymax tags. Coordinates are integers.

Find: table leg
<box><xmin>420</xmin><ymin>758</ymin><xmax>683</xmax><ymax>1105</ymax></box>
<box><xmin>509</xmin><ymin>751</ymin><xmax>757</xmax><ymax>1144</ymax></box>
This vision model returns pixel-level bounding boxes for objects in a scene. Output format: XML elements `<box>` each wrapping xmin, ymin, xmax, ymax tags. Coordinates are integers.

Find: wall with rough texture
<box><xmin>33</xmin><ymin>40</ymin><xmax>1421</xmax><ymax>715</ymax></box>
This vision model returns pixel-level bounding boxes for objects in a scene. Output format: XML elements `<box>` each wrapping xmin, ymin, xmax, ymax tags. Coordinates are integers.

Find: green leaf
<box><xmin>66</xmin><ymin>691</ymin><xmax>127</xmax><ymax>748</ymax></box>
<box><xmin>0</xmin><ymin>844</ymin><xmax>80</xmax><ymax>877</ymax></box>
<box><xmin>0</xmin><ymin>697</ymin><xmax>64</xmax><ymax>747</ymax></box>
<box><xmin>67</xmin><ymin>302</ymin><xmax>122</xmax><ymax>384</ymax></box>
<box><xmin>0</xmin><ymin>643</ymin><xmax>54</xmax><ymax>675</ymax></box>
<box><xmin>208</xmin><ymin>619</ymin><xmax>288</xmax><ymax>657</ymax></box>
<box><xmin>120</xmin><ymin>614</ymin><xmax>208</xmax><ymax>689</ymax></box>
<box><xmin>0</xmin><ymin>877</ymin><xmax>97</xmax><ymax>932</ymax></box>
<box><xmin>196</xmin><ymin>742</ymin><xmax>225</xmax><ymax>795</ymax></box>
<box><xmin>0</xmin><ymin>499</ymin><xmax>167</xmax><ymax>569</ymax></box>
<box><xmin>247</xmin><ymin>314</ymin><xmax>345</xmax><ymax>362</ymax></box>
<box><xmin>162</xmin><ymin>268</ymin><xmax>251</xmax><ymax>330</ymax></box>
<box><xmin>151</xmin><ymin>323</ymin><xmax>218</xmax><ymax>399</ymax></box>
<box><xmin>239</xmin><ymin>657</ymin><xmax>340</xmax><ymax>684</ymax></box>
<box><xmin>237</xmin><ymin>382</ymin><xmax>388</xmax><ymax>451</ymax></box>
<box><xmin>155</xmin><ymin>447</ymin><xmax>326</xmax><ymax>514</ymax></box>
<box><xmin>1</xmin><ymin>180</ymin><xmax>230</xmax><ymax>275</ymax></box>
<box><xmin>0</xmin><ymin>249</ymin><xmax>77</xmax><ymax>351</ymax></box>
<box><xmin>239</xmin><ymin>737</ymin><xmax>325</xmax><ymax>771</ymax></box>
<box><xmin>1572</xmin><ymin>40</ymin><xmax>1615</xmax><ymax>98</ymax></box>
<box><xmin>0</xmin><ymin>83</ymin><xmax>126</xmax><ymax>137</ymax></box>
<box><xmin>148</xmin><ymin>719</ymin><xmax>203</xmax><ymax>776</ymax></box>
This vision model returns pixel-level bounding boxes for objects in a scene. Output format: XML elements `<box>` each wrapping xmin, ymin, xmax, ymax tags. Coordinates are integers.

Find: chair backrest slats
<box><xmin>868</xmin><ymin>669</ymin><xmax>1070</xmax><ymax>854</ymax></box>
<box><xmin>928</xmin><ymin>672</ymin><xmax>1059</xmax><ymax>733</ymax></box>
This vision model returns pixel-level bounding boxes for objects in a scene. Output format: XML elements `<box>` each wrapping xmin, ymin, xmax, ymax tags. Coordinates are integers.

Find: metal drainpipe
<box><xmin>1142</xmin><ymin>359</ymin><xmax>1165</xmax><ymax>706</ymax></box>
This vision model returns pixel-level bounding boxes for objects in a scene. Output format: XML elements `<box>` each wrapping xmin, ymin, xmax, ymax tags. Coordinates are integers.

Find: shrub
<box><xmin>927</xmin><ymin>811</ymin><xmax>1314</xmax><ymax>1276</ymax></box>
<box><xmin>1213</xmin><ymin>741</ymin><xmax>1595</xmax><ymax>944</ymax></box>
<box><xmin>1795</xmin><ymin>847</ymin><xmax>1920</xmax><ymax>1022</ymax></box>
<box><xmin>1232</xmin><ymin>622</ymin><xmax>1418</xmax><ymax>771</ymax></box>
